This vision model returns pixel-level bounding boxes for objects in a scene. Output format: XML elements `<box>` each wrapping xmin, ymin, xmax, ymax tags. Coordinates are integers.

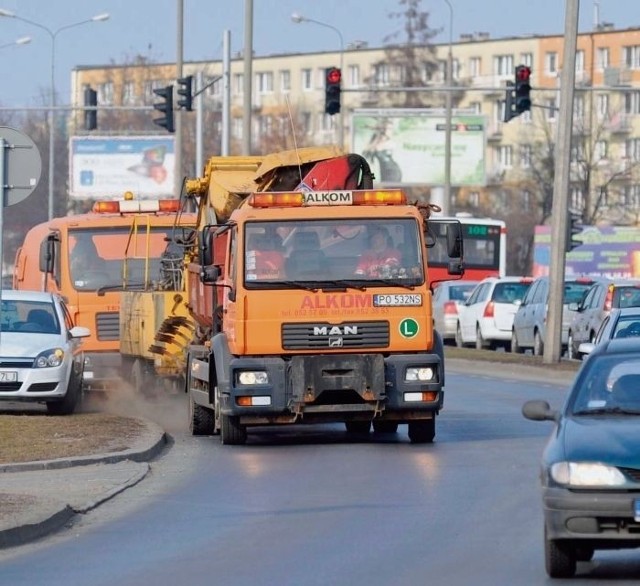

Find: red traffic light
<box><xmin>327</xmin><ymin>67</ymin><xmax>342</xmax><ymax>84</ymax></box>
<box><xmin>516</xmin><ymin>65</ymin><xmax>531</xmax><ymax>82</ymax></box>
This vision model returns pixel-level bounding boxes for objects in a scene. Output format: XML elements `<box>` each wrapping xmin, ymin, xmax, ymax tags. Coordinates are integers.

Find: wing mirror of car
<box><xmin>568</xmin><ymin>302</ymin><xmax>580</xmax><ymax>311</ymax></box>
<box><xmin>513</xmin><ymin>299</ymin><xmax>522</xmax><ymax>306</ymax></box>
<box><xmin>578</xmin><ymin>342</ymin><xmax>594</xmax><ymax>357</ymax></box>
<box><xmin>522</xmin><ymin>400</ymin><xmax>559</xmax><ymax>422</ymax></box>
<box><xmin>69</xmin><ymin>326</ymin><xmax>91</xmax><ymax>339</ymax></box>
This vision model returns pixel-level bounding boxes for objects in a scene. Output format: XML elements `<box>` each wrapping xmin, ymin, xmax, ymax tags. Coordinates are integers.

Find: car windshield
<box><xmin>0</xmin><ymin>300</ymin><xmax>60</xmax><ymax>334</ymax></box>
<box><xmin>611</xmin><ymin>316</ymin><xmax>640</xmax><ymax>339</ymax></box>
<box><xmin>243</xmin><ymin>218</ymin><xmax>424</xmax><ymax>288</ymax></box>
<box><xmin>569</xmin><ymin>355</ymin><xmax>640</xmax><ymax>415</ymax></box>
<box><xmin>491</xmin><ymin>281</ymin><xmax>531</xmax><ymax>303</ymax></box>
<box><xmin>613</xmin><ymin>286</ymin><xmax>640</xmax><ymax>309</ymax></box>
<box><xmin>449</xmin><ymin>284</ymin><xmax>476</xmax><ymax>302</ymax></box>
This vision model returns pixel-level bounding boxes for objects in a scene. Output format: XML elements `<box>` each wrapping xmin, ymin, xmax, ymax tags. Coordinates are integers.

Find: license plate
<box><xmin>0</xmin><ymin>371</ymin><xmax>17</xmax><ymax>382</ymax></box>
<box><xmin>635</xmin><ymin>499</ymin><xmax>640</xmax><ymax>522</ymax></box>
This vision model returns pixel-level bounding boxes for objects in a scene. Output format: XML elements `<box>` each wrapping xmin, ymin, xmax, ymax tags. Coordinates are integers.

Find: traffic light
<box><xmin>84</xmin><ymin>87</ymin><xmax>97</xmax><ymax>131</ymax></box>
<box><xmin>153</xmin><ymin>85</ymin><xmax>174</xmax><ymax>133</ymax></box>
<box><xmin>177</xmin><ymin>75</ymin><xmax>193</xmax><ymax>111</ymax></box>
<box><xmin>515</xmin><ymin>65</ymin><xmax>532</xmax><ymax>114</ymax></box>
<box><xmin>566</xmin><ymin>212</ymin><xmax>583</xmax><ymax>252</ymax></box>
<box><xmin>324</xmin><ymin>67</ymin><xmax>341</xmax><ymax>116</ymax></box>
<box><xmin>504</xmin><ymin>65</ymin><xmax>532</xmax><ymax>123</ymax></box>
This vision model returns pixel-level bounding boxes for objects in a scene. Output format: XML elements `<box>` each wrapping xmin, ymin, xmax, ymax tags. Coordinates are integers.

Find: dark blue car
<box><xmin>523</xmin><ymin>338</ymin><xmax>640</xmax><ymax>578</ymax></box>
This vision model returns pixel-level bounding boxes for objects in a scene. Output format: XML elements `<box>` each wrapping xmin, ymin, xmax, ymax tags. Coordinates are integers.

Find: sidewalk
<box><xmin>0</xmin><ymin>418</ymin><xmax>167</xmax><ymax>549</ymax></box>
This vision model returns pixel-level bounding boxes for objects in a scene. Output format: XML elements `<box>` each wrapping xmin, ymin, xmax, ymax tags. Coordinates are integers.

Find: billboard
<box><xmin>351</xmin><ymin>109</ymin><xmax>486</xmax><ymax>186</ymax></box>
<box><xmin>69</xmin><ymin>136</ymin><xmax>176</xmax><ymax>199</ymax></box>
<box><xmin>533</xmin><ymin>225</ymin><xmax>640</xmax><ymax>279</ymax></box>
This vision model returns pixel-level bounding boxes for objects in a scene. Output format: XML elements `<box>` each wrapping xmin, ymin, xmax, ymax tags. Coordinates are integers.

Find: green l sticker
<box><xmin>399</xmin><ymin>318</ymin><xmax>419</xmax><ymax>338</ymax></box>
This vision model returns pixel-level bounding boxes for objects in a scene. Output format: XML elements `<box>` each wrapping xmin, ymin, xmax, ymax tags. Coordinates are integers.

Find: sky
<box><xmin>0</xmin><ymin>0</ymin><xmax>634</xmax><ymax>108</ymax></box>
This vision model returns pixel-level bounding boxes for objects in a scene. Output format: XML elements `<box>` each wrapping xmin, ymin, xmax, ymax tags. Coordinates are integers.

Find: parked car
<box><xmin>511</xmin><ymin>276</ymin><xmax>605</xmax><ymax>356</ymax></box>
<box><xmin>567</xmin><ymin>279</ymin><xmax>640</xmax><ymax>359</ymax></box>
<box><xmin>578</xmin><ymin>306</ymin><xmax>640</xmax><ymax>357</ymax></box>
<box><xmin>456</xmin><ymin>276</ymin><xmax>533</xmax><ymax>350</ymax></box>
<box><xmin>432</xmin><ymin>280</ymin><xmax>479</xmax><ymax>345</ymax></box>
<box><xmin>522</xmin><ymin>338</ymin><xmax>640</xmax><ymax>578</ymax></box>
<box><xmin>0</xmin><ymin>290</ymin><xmax>90</xmax><ymax>415</ymax></box>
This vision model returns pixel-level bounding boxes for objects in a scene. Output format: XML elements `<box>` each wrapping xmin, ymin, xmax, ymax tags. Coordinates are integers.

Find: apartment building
<box><xmin>70</xmin><ymin>25</ymin><xmax>640</xmax><ymax>222</ymax></box>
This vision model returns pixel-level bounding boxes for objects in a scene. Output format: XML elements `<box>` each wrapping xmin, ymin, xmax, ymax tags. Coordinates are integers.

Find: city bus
<box><xmin>427</xmin><ymin>215</ymin><xmax>507</xmax><ymax>283</ymax></box>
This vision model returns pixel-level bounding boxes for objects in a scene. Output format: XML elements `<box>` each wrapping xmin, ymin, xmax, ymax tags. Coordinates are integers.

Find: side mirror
<box><xmin>39</xmin><ymin>235</ymin><xmax>56</xmax><ymax>273</ymax></box>
<box><xmin>200</xmin><ymin>265</ymin><xmax>221</xmax><ymax>285</ymax></box>
<box><xmin>522</xmin><ymin>400</ymin><xmax>558</xmax><ymax>422</ymax></box>
<box><xmin>447</xmin><ymin>259</ymin><xmax>464</xmax><ymax>276</ymax></box>
<box><xmin>578</xmin><ymin>342</ymin><xmax>594</xmax><ymax>356</ymax></box>
<box><xmin>200</xmin><ymin>226</ymin><xmax>214</xmax><ymax>267</ymax></box>
<box><xmin>446</xmin><ymin>222</ymin><xmax>464</xmax><ymax>259</ymax></box>
<box><xmin>568</xmin><ymin>302</ymin><xmax>579</xmax><ymax>311</ymax></box>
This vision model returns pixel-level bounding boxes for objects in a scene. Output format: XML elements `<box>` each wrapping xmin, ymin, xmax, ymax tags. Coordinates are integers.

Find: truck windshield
<box><xmin>244</xmin><ymin>218</ymin><xmax>424</xmax><ymax>288</ymax></box>
<box><xmin>69</xmin><ymin>227</ymin><xmax>180</xmax><ymax>291</ymax></box>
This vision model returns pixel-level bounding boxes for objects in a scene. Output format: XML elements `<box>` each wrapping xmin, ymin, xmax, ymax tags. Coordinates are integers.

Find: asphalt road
<box><xmin>2</xmin><ymin>364</ymin><xmax>640</xmax><ymax>585</ymax></box>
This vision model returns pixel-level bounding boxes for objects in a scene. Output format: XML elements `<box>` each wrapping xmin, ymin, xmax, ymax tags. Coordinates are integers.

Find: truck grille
<box><xmin>96</xmin><ymin>312</ymin><xmax>119</xmax><ymax>341</ymax></box>
<box><xmin>282</xmin><ymin>321</ymin><xmax>389</xmax><ymax>350</ymax></box>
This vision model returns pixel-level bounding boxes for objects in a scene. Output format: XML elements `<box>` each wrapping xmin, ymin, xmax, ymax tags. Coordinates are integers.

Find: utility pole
<box><xmin>175</xmin><ymin>0</ymin><xmax>184</xmax><ymax>195</ymax></box>
<box><xmin>544</xmin><ymin>0</ymin><xmax>580</xmax><ymax>364</ymax></box>
<box><xmin>222</xmin><ymin>29</ymin><xmax>231</xmax><ymax>156</ymax></box>
<box><xmin>242</xmin><ymin>0</ymin><xmax>253</xmax><ymax>155</ymax></box>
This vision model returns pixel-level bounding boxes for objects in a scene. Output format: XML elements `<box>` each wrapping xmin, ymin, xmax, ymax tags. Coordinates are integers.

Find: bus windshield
<box><xmin>69</xmin><ymin>226</ymin><xmax>182</xmax><ymax>291</ymax></box>
<box><xmin>243</xmin><ymin>218</ymin><xmax>425</xmax><ymax>288</ymax></box>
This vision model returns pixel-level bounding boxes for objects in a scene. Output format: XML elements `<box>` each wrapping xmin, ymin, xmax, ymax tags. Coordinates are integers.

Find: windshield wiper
<box><xmin>277</xmin><ymin>280</ymin><xmax>321</xmax><ymax>292</ymax></box>
<box><xmin>97</xmin><ymin>282</ymin><xmax>148</xmax><ymax>297</ymax></box>
<box><xmin>574</xmin><ymin>406</ymin><xmax>640</xmax><ymax>416</ymax></box>
<box><xmin>358</xmin><ymin>278</ymin><xmax>416</xmax><ymax>290</ymax></box>
<box><xmin>325</xmin><ymin>280</ymin><xmax>367</xmax><ymax>291</ymax></box>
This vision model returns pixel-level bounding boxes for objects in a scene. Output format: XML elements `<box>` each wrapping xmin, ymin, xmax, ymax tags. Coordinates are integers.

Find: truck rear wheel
<box><xmin>408</xmin><ymin>418</ymin><xmax>435</xmax><ymax>444</ymax></box>
<box><xmin>221</xmin><ymin>414</ymin><xmax>247</xmax><ymax>445</ymax></box>
<box><xmin>189</xmin><ymin>395</ymin><xmax>215</xmax><ymax>436</ymax></box>
<box><xmin>372</xmin><ymin>421</ymin><xmax>398</xmax><ymax>433</ymax></box>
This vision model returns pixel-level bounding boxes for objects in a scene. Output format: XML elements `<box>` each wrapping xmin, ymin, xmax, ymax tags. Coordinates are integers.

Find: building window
<box><xmin>319</xmin><ymin>112</ymin><xmax>335</xmax><ymax>131</ymax></box>
<box><xmin>522</xmin><ymin>190</ymin><xmax>531</xmax><ymax>211</ymax></box>
<box><xmin>545</xmin><ymin>52</ymin><xmax>558</xmax><ymax>75</ymax></box>
<box><xmin>258</xmin><ymin>115</ymin><xmax>273</xmax><ymax>135</ymax></box>
<box><xmin>469</xmin><ymin>57</ymin><xmax>481</xmax><ymax>78</ymax></box>
<box><xmin>233</xmin><ymin>73</ymin><xmax>244</xmax><ymax>96</ymax></box>
<box><xmin>520</xmin><ymin>52</ymin><xmax>533</xmax><ymax>68</ymax></box>
<box><xmin>623</xmin><ymin>185</ymin><xmax>640</xmax><ymax>208</ymax></box>
<box><xmin>594</xmin><ymin>140</ymin><xmax>608</xmax><ymax>161</ymax></box>
<box><xmin>469</xmin><ymin>191</ymin><xmax>480</xmax><ymax>207</ymax></box>
<box><xmin>499</xmin><ymin>145</ymin><xmax>513</xmax><ymax>168</ymax></box>
<box><xmin>206</xmin><ymin>76</ymin><xmax>221</xmax><ymax>97</ymax></box>
<box><xmin>256</xmin><ymin>71</ymin><xmax>273</xmax><ymax>94</ymax></box>
<box><xmin>624</xmin><ymin>138</ymin><xmax>640</xmax><ymax>161</ymax></box>
<box><xmin>232</xmin><ymin>117</ymin><xmax>243</xmax><ymax>139</ymax></box>
<box><xmin>122</xmin><ymin>81</ymin><xmax>135</xmax><ymax>105</ymax></box>
<box><xmin>469</xmin><ymin>101</ymin><xmax>481</xmax><ymax>114</ymax></box>
<box><xmin>570</xmin><ymin>188</ymin><xmax>584</xmax><ymax>210</ymax></box>
<box><xmin>573</xmin><ymin>94</ymin><xmax>585</xmax><ymax>120</ymax></box>
<box><xmin>493</xmin><ymin>54</ymin><xmax>513</xmax><ymax>76</ymax></box>
<box><xmin>575</xmin><ymin>50</ymin><xmax>585</xmax><ymax>74</ymax></box>
<box><xmin>98</xmin><ymin>82</ymin><xmax>114</xmax><ymax>105</ymax></box>
<box><xmin>546</xmin><ymin>98</ymin><xmax>557</xmax><ymax>121</ymax></box>
<box><xmin>280</xmin><ymin>70</ymin><xmax>290</xmax><ymax>92</ymax></box>
<box><xmin>596</xmin><ymin>93</ymin><xmax>609</xmax><ymax>119</ymax></box>
<box><xmin>348</xmin><ymin>64</ymin><xmax>360</xmax><ymax>86</ymax></box>
<box><xmin>623</xmin><ymin>45</ymin><xmax>640</xmax><ymax>69</ymax></box>
<box><xmin>520</xmin><ymin>144</ymin><xmax>532</xmax><ymax>168</ymax></box>
<box><xmin>300</xmin><ymin>111</ymin><xmax>312</xmax><ymax>135</ymax></box>
<box><xmin>571</xmin><ymin>143</ymin><xmax>586</xmax><ymax>163</ymax></box>
<box><xmin>301</xmin><ymin>68</ymin><xmax>312</xmax><ymax>91</ymax></box>
<box><xmin>373</xmin><ymin>63</ymin><xmax>391</xmax><ymax>86</ymax></box>
<box><xmin>624</xmin><ymin>91</ymin><xmax>640</xmax><ymax>115</ymax></box>
<box><xmin>596</xmin><ymin>47</ymin><xmax>609</xmax><ymax>71</ymax></box>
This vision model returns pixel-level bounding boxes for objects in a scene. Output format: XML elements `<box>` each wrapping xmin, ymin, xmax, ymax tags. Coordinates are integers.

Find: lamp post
<box><xmin>0</xmin><ymin>10</ymin><xmax>109</xmax><ymax>220</ymax></box>
<box><xmin>0</xmin><ymin>35</ymin><xmax>31</xmax><ymax>50</ymax></box>
<box><xmin>442</xmin><ymin>0</ymin><xmax>454</xmax><ymax>217</ymax></box>
<box><xmin>291</xmin><ymin>12</ymin><xmax>345</xmax><ymax>150</ymax></box>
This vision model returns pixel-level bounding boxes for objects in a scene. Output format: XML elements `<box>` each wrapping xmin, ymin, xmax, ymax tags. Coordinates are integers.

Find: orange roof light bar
<box><xmin>92</xmin><ymin>199</ymin><xmax>180</xmax><ymax>214</ymax></box>
<box><xmin>247</xmin><ymin>189</ymin><xmax>406</xmax><ymax>208</ymax></box>
<box><xmin>352</xmin><ymin>190</ymin><xmax>406</xmax><ymax>205</ymax></box>
<box><xmin>248</xmin><ymin>192</ymin><xmax>305</xmax><ymax>208</ymax></box>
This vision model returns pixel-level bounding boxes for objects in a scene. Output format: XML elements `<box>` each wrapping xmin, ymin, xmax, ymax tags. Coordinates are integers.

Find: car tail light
<box><xmin>604</xmin><ymin>285</ymin><xmax>614</xmax><ymax>312</ymax></box>
<box><xmin>444</xmin><ymin>301</ymin><xmax>458</xmax><ymax>315</ymax></box>
<box><xmin>483</xmin><ymin>301</ymin><xmax>495</xmax><ymax>318</ymax></box>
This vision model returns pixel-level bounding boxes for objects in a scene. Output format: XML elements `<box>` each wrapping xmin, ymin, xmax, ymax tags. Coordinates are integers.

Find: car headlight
<box><xmin>405</xmin><ymin>367</ymin><xmax>435</xmax><ymax>382</ymax></box>
<box><xmin>550</xmin><ymin>461</ymin><xmax>626</xmax><ymax>487</ymax></box>
<box><xmin>237</xmin><ymin>371</ymin><xmax>269</xmax><ymax>385</ymax></box>
<box><xmin>34</xmin><ymin>348</ymin><xmax>65</xmax><ymax>368</ymax></box>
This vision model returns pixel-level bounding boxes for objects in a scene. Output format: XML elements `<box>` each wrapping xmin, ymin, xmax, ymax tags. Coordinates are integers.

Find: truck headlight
<box><xmin>405</xmin><ymin>367</ymin><xmax>435</xmax><ymax>382</ymax></box>
<box><xmin>34</xmin><ymin>348</ymin><xmax>64</xmax><ymax>368</ymax></box>
<box><xmin>237</xmin><ymin>371</ymin><xmax>269</xmax><ymax>385</ymax></box>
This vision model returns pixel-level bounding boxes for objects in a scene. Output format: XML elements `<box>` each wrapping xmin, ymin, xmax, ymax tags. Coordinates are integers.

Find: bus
<box><xmin>427</xmin><ymin>215</ymin><xmax>506</xmax><ymax>283</ymax></box>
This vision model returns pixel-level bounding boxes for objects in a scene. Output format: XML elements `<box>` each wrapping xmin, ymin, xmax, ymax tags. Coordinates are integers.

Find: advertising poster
<box><xmin>351</xmin><ymin>109</ymin><xmax>486</xmax><ymax>186</ymax></box>
<box><xmin>69</xmin><ymin>136</ymin><xmax>176</xmax><ymax>199</ymax></box>
<box><xmin>533</xmin><ymin>225</ymin><xmax>640</xmax><ymax>278</ymax></box>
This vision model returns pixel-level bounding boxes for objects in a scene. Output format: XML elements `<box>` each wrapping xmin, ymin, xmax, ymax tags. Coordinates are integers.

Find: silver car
<box><xmin>512</xmin><ymin>276</ymin><xmax>603</xmax><ymax>356</ymax></box>
<box><xmin>432</xmin><ymin>280</ymin><xmax>479</xmax><ymax>344</ymax></box>
<box><xmin>567</xmin><ymin>279</ymin><xmax>640</xmax><ymax>359</ymax></box>
<box><xmin>0</xmin><ymin>290</ymin><xmax>90</xmax><ymax>414</ymax></box>
<box><xmin>578</xmin><ymin>307</ymin><xmax>640</xmax><ymax>357</ymax></box>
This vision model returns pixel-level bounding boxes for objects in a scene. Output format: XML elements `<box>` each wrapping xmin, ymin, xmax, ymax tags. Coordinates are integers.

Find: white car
<box><xmin>432</xmin><ymin>280</ymin><xmax>479</xmax><ymax>344</ymax></box>
<box><xmin>456</xmin><ymin>276</ymin><xmax>534</xmax><ymax>350</ymax></box>
<box><xmin>0</xmin><ymin>290</ymin><xmax>90</xmax><ymax>415</ymax></box>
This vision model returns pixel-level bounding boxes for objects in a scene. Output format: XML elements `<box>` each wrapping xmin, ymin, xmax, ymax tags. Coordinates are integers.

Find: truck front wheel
<box><xmin>221</xmin><ymin>414</ymin><xmax>247</xmax><ymax>445</ymax></box>
<box><xmin>408</xmin><ymin>418</ymin><xmax>435</xmax><ymax>444</ymax></box>
<box><xmin>189</xmin><ymin>395</ymin><xmax>215</xmax><ymax>436</ymax></box>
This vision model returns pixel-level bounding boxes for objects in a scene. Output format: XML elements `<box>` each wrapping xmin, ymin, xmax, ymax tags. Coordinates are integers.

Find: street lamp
<box><xmin>0</xmin><ymin>36</ymin><xmax>31</xmax><ymax>50</ymax></box>
<box><xmin>0</xmin><ymin>10</ymin><xmax>110</xmax><ymax>220</ymax></box>
<box><xmin>291</xmin><ymin>12</ymin><xmax>345</xmax><ymax>150</ymax></box>
<box><xmin>442</xmin><ymin>0</ymin><xmax>454</xmax><ymax>217</ymax></box>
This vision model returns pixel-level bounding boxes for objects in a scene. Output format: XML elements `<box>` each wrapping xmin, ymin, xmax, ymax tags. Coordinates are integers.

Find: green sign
<box><xmin>399</xmin><ymin>318</ymin><xmax>419</xmax><ymax>338</ymax></box>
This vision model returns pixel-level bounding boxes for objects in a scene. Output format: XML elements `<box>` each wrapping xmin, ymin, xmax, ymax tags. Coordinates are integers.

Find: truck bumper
<box><xmin>220</xmin><ymin>352</ymin><xmax>443</xmax><ymax>426</ymax></box>
<box><xmin>82</xmin><ymin>352</ymin><xmax>124</xmax><ymax>392</ymax></box>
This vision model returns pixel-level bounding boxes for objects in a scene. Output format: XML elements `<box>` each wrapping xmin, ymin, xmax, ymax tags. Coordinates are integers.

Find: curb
<box><xmin>0</xmin><ymin>504</ymin><xmax>75</xmax><ymax>549</ymax></box>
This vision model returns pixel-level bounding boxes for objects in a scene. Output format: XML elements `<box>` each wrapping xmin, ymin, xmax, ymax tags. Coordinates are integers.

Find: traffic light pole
<box><xmin>543</xmin><ymin>0</ymin><xmax>580</xmax><ymax>364</ymax></box>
